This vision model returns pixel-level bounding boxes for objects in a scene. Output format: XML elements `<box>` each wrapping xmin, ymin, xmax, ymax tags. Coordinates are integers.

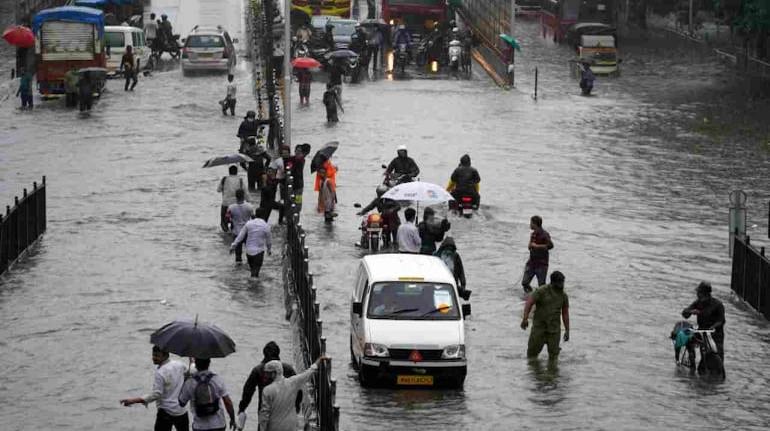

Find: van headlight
<box><xmin>442</xmin><ymin>345</ymin><xmax>465</xmax><ymax>359</ymax></box>
<box><xmin>364</xmin><ymin>343</ymin><xmax>390</xmax><ymax>357</ymax></box>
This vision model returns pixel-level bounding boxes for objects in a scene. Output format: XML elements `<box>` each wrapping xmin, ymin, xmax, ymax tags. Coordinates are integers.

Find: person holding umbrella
<box><xmin>120</xmin><ymin>345</ymin><xmax>189</xmax><ymax>431</ymax></box>
<box><xmin>178</xmin><ymin>357</ymin><xmax>237</xmax><ymax>431</ymax></box>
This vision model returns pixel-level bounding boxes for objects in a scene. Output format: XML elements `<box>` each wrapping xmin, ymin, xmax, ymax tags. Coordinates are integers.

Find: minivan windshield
<box><xmin>367</xmin><ymin>282</ymin><xmax>459</xmax><ymax>320</ymax></box>
<box><xmin>186</xmin><ymin>35</ymin><xmax>225</xmax><ymax>48</ymax></box>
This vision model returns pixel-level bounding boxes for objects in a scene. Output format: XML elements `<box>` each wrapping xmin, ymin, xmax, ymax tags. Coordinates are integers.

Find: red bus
<box><xmin>382</xmin><ymin>0</ymin><xmax>448</xmax><ymax>31</ymax></box>
<box><xmin>540</xmin><ymin>0</ymin><xmax>580</xmax><ymax>42</ymax></box>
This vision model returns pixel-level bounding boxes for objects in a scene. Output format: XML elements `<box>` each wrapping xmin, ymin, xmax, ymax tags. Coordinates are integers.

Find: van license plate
<box><xmin>397</xmin><ymin>375</ymin><xmax>433</xmax><ymax>386</ymax></box>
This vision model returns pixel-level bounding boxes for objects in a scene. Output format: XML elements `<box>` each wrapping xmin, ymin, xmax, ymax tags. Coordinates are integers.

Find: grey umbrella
<box><xmin>150</xmin><ymin>316</ymin><xmax>236</xmax><ymax>359</ymax></box>
<box><xmin>202</xmin><ymin>153</ymin><xmax>254</xmax><ymax>168</ymax></box>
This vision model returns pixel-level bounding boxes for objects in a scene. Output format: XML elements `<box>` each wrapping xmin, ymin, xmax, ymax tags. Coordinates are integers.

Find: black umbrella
<box><xmin>325</xmin><ymin>49</ymin><xmax>358</xmax><ymax>59</ymax></box>
<box><xmin>150</xmin><ymin>316</ymin><xmax>236</xmax><ymax>359</ymax></box>
<box><xmin>310</xmin><ymin>141</ymin><xmax>339</xmax><ymax>173</ymax></box>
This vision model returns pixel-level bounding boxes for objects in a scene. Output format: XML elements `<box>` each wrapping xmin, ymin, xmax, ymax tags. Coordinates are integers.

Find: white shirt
<box><xmin>217</xmin><ymin>175</ymin><xmax>245</xmax><ymax>206</ymax></box>
<box><xmin>227</xmin><ymin>201</ymin><xmax>254</xmax><ymax>236</ymax></box>
<box><xmin>397</xmin><ymin>222</ymin><xmax>421</xmax><ymax>253</ymax></box>
<box><xmin>144</xmin><ymin>21</ymin><xmax>158</xmax><ymax>39</ymax></box>
<box><xmin>143</xmin><ymin>359</ymin><xmax>187</xmax><ymax>416</ymax></box>
<box><xmin>232</xmin><ymin>218</ymin><xmax>272</xmax><ymax>256</ymax></box>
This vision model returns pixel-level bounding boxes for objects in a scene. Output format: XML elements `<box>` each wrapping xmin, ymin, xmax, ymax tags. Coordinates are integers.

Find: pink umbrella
<box><xmin>291</xmin><ymin>57</ymin><xmax>321</xmax><ymax>69</ymax></box>
<box><xmin>2</xmin><ymin>26</ymin><xmax>35</xmax><ymax>48</ymax></box>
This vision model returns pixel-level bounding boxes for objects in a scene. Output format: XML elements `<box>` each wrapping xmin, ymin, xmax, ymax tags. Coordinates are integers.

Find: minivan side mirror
<box><xmin>352</xmin><ymin>302</ymin><xmax>363</xmax><ymax>316</ymax></box>
<box><xmin>380</xmin><ymin>164</ymin><xmax>387</xmax><ymax>169</ymax></box>
<box><xmin>461</xmin><ymin>303</ymin><xmax>471</xmax><ymax>319</ymax></box>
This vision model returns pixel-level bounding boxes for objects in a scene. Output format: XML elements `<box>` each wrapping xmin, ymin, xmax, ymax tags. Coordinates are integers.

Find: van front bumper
<box><xmin>361</xmin><ymin>357</ymin><xmax>467</xmax><ymax>386</ymax></box>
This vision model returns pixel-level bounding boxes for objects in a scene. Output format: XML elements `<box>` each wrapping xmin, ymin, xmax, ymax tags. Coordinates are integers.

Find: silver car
<box><xmin>181</xmin><ymin>26</ymin><xmax>237</xmax><ymax>74</ymax></box>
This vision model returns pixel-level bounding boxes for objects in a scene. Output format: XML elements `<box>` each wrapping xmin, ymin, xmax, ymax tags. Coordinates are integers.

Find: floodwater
<box><xmin>1</xmin><ymin>2</ymin><xmax>770</xmax><ymax>430</ymax></box>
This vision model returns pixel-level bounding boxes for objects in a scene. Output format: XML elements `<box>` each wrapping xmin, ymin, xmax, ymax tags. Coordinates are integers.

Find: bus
<box><xmin>382</xmin><ymin>0</ymin><xmax>448</xmax><ymax>32</ymax></box>
<box><xmin>540</xmin><ymin>0</ymin><xmax>580</xmax><ymax>42</ymax></box>
<box><xmin>516</xmin><ymin>0</ymin><xmax>542</xmax><ymax>18</ymax></box>
<box><xmin>291</xmin><ymin>0</ymin><xmax>353</xmax><ymax>20</ymax></box>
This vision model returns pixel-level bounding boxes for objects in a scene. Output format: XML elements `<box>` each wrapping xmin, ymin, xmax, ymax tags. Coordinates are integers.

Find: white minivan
<box><xmin>350</xmin><ymin>254</ymin><xmax>471</xmax><ymax>388</ymax></box>
<box><xmin>105</xmin><ymin>26</ymin><xmax>151</xmax><ymax>76</ymax></box>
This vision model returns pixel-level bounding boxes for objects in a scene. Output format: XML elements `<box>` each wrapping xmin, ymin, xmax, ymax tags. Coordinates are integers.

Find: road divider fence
<box><xmin>731</xmin><ymin>235</ymin><xmax>770</xmax><ymax>320</ymax></box>
<box><xmin>0</xmin><ymin>177</ymin><xmax>46</xmax><ymax>275</ymax></box>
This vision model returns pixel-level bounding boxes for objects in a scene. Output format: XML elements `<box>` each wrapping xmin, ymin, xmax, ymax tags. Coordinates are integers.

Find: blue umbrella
<box><xmin>73</xmin><ymin>0</ymin><xmax>107</xmax><ymax>7</ymax></box>
<box><xmin>150</xmin><ymin>316</ymin><xmax>236</xmax><ymax>359</ymax></box>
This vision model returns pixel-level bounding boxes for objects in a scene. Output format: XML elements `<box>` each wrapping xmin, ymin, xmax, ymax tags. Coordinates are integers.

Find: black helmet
<box><xmin>245</xmin><ymin>110</ymin><xmax>256</xmax><ymax>119</ymax></box>
<box><xmin>697</xmin><ymin>281</ymin><xmax>712</xmax><ymax>295</ymax></box>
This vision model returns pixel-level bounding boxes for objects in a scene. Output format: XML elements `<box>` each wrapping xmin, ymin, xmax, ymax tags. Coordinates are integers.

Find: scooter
<box><xmin>358</xmin><ymin>213</ymin><xmax>390</xmax><ymax>252</ymax></box>
<box><xmin>295</xmin><ymin>40</ymin><xmax>310</xmax><ymax>58</ymax></box>
<box><xmin>449</xmin><ymin>191</ymin><xmax>479</xmax><ymax>218</ymax></box>
<box><xmin>448</xmin><ymin>39</ymin><xmax>462</xmax><ymax>76</ymax></box>
<box><xmin>394</xmin><ymin>44</ymin><xmax>408</xmax><ymax>75</ymax></box>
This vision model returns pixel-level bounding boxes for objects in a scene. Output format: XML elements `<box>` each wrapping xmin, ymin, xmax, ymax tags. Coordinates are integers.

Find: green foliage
<box><xmin>736</xmin><ymin>0</ymin><xmax>770</xmax><ymax>32</ymax></box>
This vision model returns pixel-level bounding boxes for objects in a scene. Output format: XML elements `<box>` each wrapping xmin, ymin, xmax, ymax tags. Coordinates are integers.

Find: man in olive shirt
<box><xmin>521</xmin><ymin>271</ymin><xmax>570</xmax><ymax>360</ymax></box>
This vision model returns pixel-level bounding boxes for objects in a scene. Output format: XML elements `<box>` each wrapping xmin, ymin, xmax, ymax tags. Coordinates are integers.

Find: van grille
<box><xmin>389</xmin><ymin>349</ymin><xmax>443</xmax><ymax>361</ymax></box>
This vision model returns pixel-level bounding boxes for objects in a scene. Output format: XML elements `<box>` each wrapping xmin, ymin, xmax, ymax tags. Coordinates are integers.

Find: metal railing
<box><xmin>284</xmin><ymin>180</ymin><xmax>340</xmax><ymax>431</ymax></box>
<box><xmin>1</xmin><ymin>177</ymin><xmax>47</xmax><ymax>275</ymax></box>
<box><xmin>731</xmin><ymin>235</ymin><xmax>770</xmax><ymax>320</ymax></box>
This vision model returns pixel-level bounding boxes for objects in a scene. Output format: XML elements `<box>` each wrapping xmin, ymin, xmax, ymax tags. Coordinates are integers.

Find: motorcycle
<box><xmin>394</xmin><ymin>43</ymin><xmax>408</xmax><ymax>75</ymax></box>
<box><xmin>381</xmin><ymin>164</ymin><xmax>415</xmax><ymax>188</ymax></box>
<box><xmin>295</xmin><ymin>40</ymin><xmax>310</xmax><ymax>58</ymax></box>
<box><xmin>357</xmin><ymin>212</ymin><xmax>393</xmax><ymax>252</ymax></box>
<box><xmin>675</xmin><ymin>326</ymin><xmax>724</xmax><ymax>378</ymax></box>
<box><xmin>448</xmin><ymin>39</ymin><xmax>462</xmax><ymax>76</ymax></box>
<box><xmin>153</xmin><ymin>33</ymin><xmax>181</xmax><ymax>61</ymax></box>
<box><xmin>449</xmin><ymin>190</ymin><xmax>479</xmax><ymax>218</ymax></box>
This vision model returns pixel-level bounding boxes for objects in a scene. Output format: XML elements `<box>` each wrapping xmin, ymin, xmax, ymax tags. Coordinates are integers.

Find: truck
<box><xmin>32</xmin><ymin>6</ymin><xmax>106</xmax><ymax>96</ymax></box>
<box><xmin>291</xmin><ymin>0</ymin><xmax>353</xmax><ymax>21</ymax></box>
<box><xmin>382</xmin><ymin>0</ymin><xmax>448</xmax><ymax>31</ymax></box>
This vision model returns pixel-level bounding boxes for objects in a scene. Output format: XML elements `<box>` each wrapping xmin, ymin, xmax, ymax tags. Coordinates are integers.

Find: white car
<box><xmin>181</xmin><ymin>25</ymin><xmax>237</xmax><ymax>75</ymax></box>
<box><xmin>350</xmin><ymin>254</ymin><xmax>470</xmax><ymax>388</ymax></box>
<box><xmin>104</xmin><ymin>26</ymin><xmax>151</xmax><ymax>76</ymax></box>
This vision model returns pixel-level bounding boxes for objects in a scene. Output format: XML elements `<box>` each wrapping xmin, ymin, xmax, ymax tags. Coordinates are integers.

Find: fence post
<box><xmin>0</xmin><ymin>214</ymin><xmax>5</xmax><ymax>274</ymax></box>
<box><xmin>534</xmin><ymin>67</ymin><xmax>538</xmax><ymax>100</ymax></box>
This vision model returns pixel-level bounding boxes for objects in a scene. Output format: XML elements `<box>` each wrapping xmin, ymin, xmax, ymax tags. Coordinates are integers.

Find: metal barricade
<box><xmin>731</xmin><ymin>236</ymin><xmax>770</xmax><ymax>320</ymax></box>
<box><xmin>1</xmin><ymin>177</ymin><xmax>47</xmax><ymax>275</ymax></box>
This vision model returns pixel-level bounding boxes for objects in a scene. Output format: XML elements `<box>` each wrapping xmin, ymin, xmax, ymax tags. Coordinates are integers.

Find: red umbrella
<box><xmin>3</xmin><ymin>26</ymin><xmax>35</xmax><ymax>48</ymax></box>
<box><xmin>291</xmin><ymin>57</ymin><xmax>321</xmax><ymax>69</ymax></box>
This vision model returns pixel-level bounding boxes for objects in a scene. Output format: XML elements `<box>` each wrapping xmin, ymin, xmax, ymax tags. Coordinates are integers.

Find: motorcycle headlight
<box><xmin>364</xmin><ymin>343</ymin><xmax>390</xmax><ymax>357</ymax></box>
<box><xmin>441</xmin><ymin>344</ymin><xmax>465</xmax><ymax>359</ymax></box>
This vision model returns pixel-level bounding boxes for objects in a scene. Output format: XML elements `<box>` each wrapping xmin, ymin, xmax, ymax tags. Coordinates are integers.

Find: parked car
<box><xmin>180</xmin><ymin>25</ymin><xmax>237</xmax><ymax>75</ymax></box>
<box><xmin>349</xmin><ymin>254</ymin><xmax>471</xmax><ymax>389</ymax></box>
<box><xmin>104</xmin><ymin>25</ymin><xmax>151</xmax><ymax>76</ymax></box>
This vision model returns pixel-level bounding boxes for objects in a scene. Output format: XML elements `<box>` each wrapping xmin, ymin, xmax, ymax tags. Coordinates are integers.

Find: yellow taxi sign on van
<box><xmin>398</xmin><ymin>277</ymin><xmax>424</xmax><ymax>282</ymax></box>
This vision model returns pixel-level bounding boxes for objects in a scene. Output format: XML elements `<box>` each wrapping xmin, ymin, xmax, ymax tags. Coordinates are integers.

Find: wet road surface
<box><xmin>2</xmin><ymin>6</ymin><xmax>770</xmax><ymax>430</ymax></box>
<box><xmin>291</xmin><ymin>20</ymin><xmax>770</xmax><ymax>431</ymax></box>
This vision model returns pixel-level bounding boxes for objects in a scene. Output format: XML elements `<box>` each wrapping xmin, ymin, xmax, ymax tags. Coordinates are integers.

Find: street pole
<box><xmin>688</xmin><ymin>0</ymin><xmax>694</xmax><ymax>36</ymax></box>
<box><xmin>284</xmin><ymin>0</ymin><xmax>292</xmax><ymax>147</ymax></box>
<box><xmin>510</xmin><ymin>0</ymin><xmax>516</xmax><ymax>87</ymax></box>
<box><xmin>510</xmin><ymin>0</ymin><xmax>516</xmax><ymax>37</ymax></box>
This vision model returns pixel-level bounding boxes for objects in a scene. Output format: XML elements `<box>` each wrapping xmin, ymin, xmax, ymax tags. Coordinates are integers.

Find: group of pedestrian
<box><xmin>121</xmin><ymin>342</ymin><xmax>324</xmax><ymax>431</ymax></box>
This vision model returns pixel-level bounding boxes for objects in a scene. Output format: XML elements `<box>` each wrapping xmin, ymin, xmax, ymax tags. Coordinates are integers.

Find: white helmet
<box><xmin>397</xmin><ymin>144</ymin><xmax>407</xmax><ymax>152</ymax></box>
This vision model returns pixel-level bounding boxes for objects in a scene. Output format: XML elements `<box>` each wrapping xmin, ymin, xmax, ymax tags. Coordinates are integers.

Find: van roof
<box><xmin>362</xmin><ymin>254</ymin><xmax>455</xmax><ymax>285</ymax></box>
<box><xmin>105</xmin><ymin>25</ymin><xmax>143</xmax><ymax>32</ymax></box>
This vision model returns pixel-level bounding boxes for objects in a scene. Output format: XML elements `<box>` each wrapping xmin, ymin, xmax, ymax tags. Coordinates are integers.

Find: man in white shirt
<box><xmin>144</xmin><ymin>13</ymin><xmax>158</xmax><ymax>52</ymax></box>
<box><xmin>120</xmin><ymin>345</ymin><xmax>189</xmax><ymax>431</ymax></box>
<box><xmin>178</xmin><ymin>358</ymin><xmax>236</xmax><ymax>431</ymax></box>
<box><xmin>217</xmin><ymin>165</ymin><xmax>246</xmax><ymax>232</ymax></box>
<box><xmin>231</xmin><ymin>208</ymin><xmax>272</xmax><ymax>277</ymax></box>
<box><xmin>397</xmin><ymin>208</ymin><xmax>421</xmax><ymax>253</ymax></box>
<box><xmin>226</xmin><ymin>189</ymin><xmax>254</xmax><ymax>263</ymax></box>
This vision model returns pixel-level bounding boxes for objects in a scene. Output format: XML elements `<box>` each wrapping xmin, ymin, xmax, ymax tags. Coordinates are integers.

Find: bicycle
<box><xmin>677</xmin><ymin>327</ymin><xmax>724</xmax><ymax>379</ymax></box>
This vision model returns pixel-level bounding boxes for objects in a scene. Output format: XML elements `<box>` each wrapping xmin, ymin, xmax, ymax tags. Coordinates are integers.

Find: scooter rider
<box><xmin>393</xmin><ymin>24</ymin><xmax>412</xmax><ymax>50</ymax></box>
<box><xmin>357</xmin><ymin>184</ymin><xmax>401</xmax><ymax>245</ymax></box>
<box><xmin>237</xmin><ymin>110</ymin><xmax>271</xmax><ymax>143</ymax></box>
<box><xmin>446</xmin><ymin>154</ymin><xmax>480</xmax><ymax>207</ymax></box>
<box><xmin>385</xmin><ymin>145</ymin><xmax>419</xmax><ymax>182</ymax></box>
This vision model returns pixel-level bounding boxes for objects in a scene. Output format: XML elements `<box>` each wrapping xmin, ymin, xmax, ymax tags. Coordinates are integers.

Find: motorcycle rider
<box><xmin>144</xmin><ymin>13</ymin><xmax>158</xmax><ymax>54</ymax></box>
<box><xmin>159</xmin><ymin>14</ymin><xmax>173</xmax><ymax>49</ymax></box>
<box><xmin>393</xmin><ymin>24</ymin><xmax>412</xmax><ymax>48</ymax></box>
<box><xmin>385</xmin><ymin>145</ymin><xmax>420</xmax><ymax>182</ymax></box>
<box><xmin>295</xmin><ymin>24</ymin><xmax>312</xmax><ymax>44</ymax></box>
<box><xmin>237</xmin><ymin>110</ymin><xmax>270</xmax><ymax>143</ymax></box>
<box><xmin>681</xmin><ymin>281</ymin><xmax>726</xmax><ymax>378</ymax></box>
<box><xmin>324</xmin><ymin>22</ymin><xmax>335</xmax><ymax>51</ymax></box>
<box><xmin>357</xmin><ymin>185</ymin><xmax>401</xmax><ymax>246</ymax></box>
<box><xmin>446</xmin><ymin>154</ymin><xmax>480</xmax><ymax>208</ymax></box>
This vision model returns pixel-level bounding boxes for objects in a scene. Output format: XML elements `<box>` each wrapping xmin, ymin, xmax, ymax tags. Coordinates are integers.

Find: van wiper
<box><xmin>419</xmin><ymin>305</ymin><xmax>452</xmax><ymax>317</ymax></box>
<box><xmin>382</xmin><ymin>308</ymin><xmax>418</xmax><ymax>317</ymax></box>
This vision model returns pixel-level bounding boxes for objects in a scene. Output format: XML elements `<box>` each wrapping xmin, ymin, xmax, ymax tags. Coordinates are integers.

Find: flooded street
<box><xmin>1</xmin><ymin>2</ymin><xmax>770</xmax><ymax>429</ymax></box>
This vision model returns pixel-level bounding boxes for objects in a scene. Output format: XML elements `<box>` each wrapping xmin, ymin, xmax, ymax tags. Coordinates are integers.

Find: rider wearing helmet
<box><xmin>357</xmin><ymin>184</ymin><xmax>401</xmax><ymax>245</ymax></box>
<box><xmin>393</xmin><ymin>24</ymin><xmax>412</xmax><ymax>48</ymax></box>
<box><xmin>159</xmin><ymin>14</ymin><xmax>173</xmax><ymax>46</ymax></box>
<box><xmin>324</xmin><ymin>21</ymin><xmax>335</xmax><ymax>51</ymax></box>
<box><xmin>351</xmin><ymin>23</ymin><xmax>368</xmax><ymax>55</ymax></box>
<box><xmin>682</xmin><ymin>281</ymin><xmax>726</xmax><ymax>377</ymax></box>
<box><xmin>446</xmin><ymin>154</ymin><xmax>480</xmax><ymax>207</ymax></box>
<box><xmin>385</xmin><ymin>145</ymin><xmax>420</xmax><ymax>181</ymax></box>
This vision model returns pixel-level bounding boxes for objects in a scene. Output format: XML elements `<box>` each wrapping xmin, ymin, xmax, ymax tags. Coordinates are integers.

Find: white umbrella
<box><xmin>382</xmin><ymin>181</ymin><xmax>455</xmax><ymax>203</ymax></box>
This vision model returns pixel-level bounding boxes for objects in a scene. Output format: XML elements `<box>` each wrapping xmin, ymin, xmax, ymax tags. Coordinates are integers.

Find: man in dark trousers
<box><xmin>682</xmin><ymin>281</ymin><xmax>726</xmax><ymax>378</ymax></box>
<box><xmin>322</xmin><ymin>83</ymin><xmax>340</xmax><ymax>123</ymax></box>
<box><xmin>522</xmin><ymin>215</ymin><xmax>554</xmax><ymax>293</ymax></box>
<box><xmin>238</xmin><ymin>341</ymin><xmax>301</xmax><ymax>417</ymax></box>
<box><xmin>521</xmin><ymin>271</ymin><xmax>570</xmax><ymax>361</ymax></box>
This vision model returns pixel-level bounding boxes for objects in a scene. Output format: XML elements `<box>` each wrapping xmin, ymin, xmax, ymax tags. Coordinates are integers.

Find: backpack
<box><xmin>193</xmin><ymin>373</ymin><xmax>220</xmax><ymax>417</ymax></box>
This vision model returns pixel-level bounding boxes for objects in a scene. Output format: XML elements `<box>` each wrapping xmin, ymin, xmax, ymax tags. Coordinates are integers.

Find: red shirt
<box><xmin>528</xmin><ymin>228</ymin><xmax>553</xmax><ymax>267</ymax></box>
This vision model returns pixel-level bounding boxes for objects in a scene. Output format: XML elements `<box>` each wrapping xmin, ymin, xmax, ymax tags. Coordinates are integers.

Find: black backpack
<box><xmin>193</xmin><ymin>373</ymin><xmax>220</xmax><ymax>417</ymax></box>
